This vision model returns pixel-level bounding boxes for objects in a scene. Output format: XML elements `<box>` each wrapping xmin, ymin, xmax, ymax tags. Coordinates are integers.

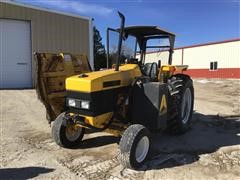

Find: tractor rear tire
<box><xmin>167</xmin><ymin>74</ymin><xmax>194</xmax><ymax>134</ymax></box>
<box><xmin>119</xmin><ymin>124</ymin><xmax>150</xmax><ymax>169</ymax></box>
<box><xmin>52</xmin><ymin>112</ymin><xmax>85</xmax><ymax>148</ymax></box>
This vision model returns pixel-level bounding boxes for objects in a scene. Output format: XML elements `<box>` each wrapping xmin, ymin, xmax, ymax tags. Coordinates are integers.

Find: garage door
<box><xmin>0</xmin><ymin>19</ymin><xmax>32</xmax><ymax>88</ymax></box>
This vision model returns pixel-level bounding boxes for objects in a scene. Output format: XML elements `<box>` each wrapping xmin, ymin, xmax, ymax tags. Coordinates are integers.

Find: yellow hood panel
<box><xmin>66</xmin><ymin>64</ymin><xmax>142</xmax><ymax>92</ymax></box>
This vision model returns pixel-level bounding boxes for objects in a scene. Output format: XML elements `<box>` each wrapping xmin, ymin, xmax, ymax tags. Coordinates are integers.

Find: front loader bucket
<box><xmin>34</xmin><ymin>53</ymin><xmax>91</xmax><ymax>123</ymax></box>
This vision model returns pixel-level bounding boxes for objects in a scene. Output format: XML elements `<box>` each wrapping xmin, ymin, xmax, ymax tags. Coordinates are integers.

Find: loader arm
<box><xmin>34</xmin><ymin>52</ymin><xmax>92</xmax><ymax>123</ymax></box>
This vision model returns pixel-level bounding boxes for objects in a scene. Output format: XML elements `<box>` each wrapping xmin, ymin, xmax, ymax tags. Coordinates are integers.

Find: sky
<box><xmin>16</xmin><ymin>0</ymin><xmax>239</xmax><ymax>48</ymax></box>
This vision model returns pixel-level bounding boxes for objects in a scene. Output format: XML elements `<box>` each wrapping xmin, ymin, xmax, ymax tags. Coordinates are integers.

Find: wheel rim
<box><xmin>65</xmin><ymin>125</ymin><xmax>81</xmax><ymax>142</ymax></box>
<box><xmin>135</xmin><ymin>136</ymin><xmax>150</xmax><ymax>163</ymax></box>
<box><xmin>181</xmin><ymin>88</ymin><xmax>192</xmax><ymax>124</ymax></box>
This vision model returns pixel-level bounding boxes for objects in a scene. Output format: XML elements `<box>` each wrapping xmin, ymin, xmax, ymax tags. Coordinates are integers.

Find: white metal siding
<box><xmin>145</xmin><ymin>51</ymin><xmax>169</xmax><ymax>65</ymax></box>
<box><xmin>0</xmin><ymin>19</ymin><xmax>32</xmax><ymax>88</ymax></box>
<box><xmin>140</xmin><ymin>49</ymin><xmax>183</xmax><ymax>66</ymax></box>
<box><xmin>184</xmin><ymin>41</ymin><xmax>240</xmax><ymax>69</ymax></box>
<box><xmin>172</xmin><ymin>49</ymin><xmax>183</xmax><ymax>65</ymax></box>
<box><xmin>142</xmin><ymin>40</ymin><xmax>240</xmax><ymax>69</ymax></box>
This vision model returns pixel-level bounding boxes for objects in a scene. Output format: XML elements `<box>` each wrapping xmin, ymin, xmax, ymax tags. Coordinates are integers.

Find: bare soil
<box><xmin>0</xmin><ymin>79</ymin><xmax>240</xmax><ymax>180</ymax></box>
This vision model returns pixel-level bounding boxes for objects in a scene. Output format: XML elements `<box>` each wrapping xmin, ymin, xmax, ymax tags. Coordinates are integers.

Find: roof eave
<box><xmin>3</xmin><ymin>0</ymin><xmax>92</xmax><ymax>21</ymax></box>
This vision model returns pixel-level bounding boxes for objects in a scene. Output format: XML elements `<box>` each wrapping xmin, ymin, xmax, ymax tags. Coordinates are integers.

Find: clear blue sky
<box><xmin>17</xmin><ymin>0</ymin><xmax>239</xmax><ymax>48</ymax></box>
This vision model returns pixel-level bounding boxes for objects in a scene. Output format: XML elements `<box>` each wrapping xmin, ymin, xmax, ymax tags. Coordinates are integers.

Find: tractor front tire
<box><xmin>52</xmin><ymin>112</ymin><xmax>85</xmax><ymax>148</ymax></box>
<box><xmin>119</xmin><ymin>124</ymin><xmax>150</xmax><ymax>169</ymax></box>
<box><xmin>167</xmin><ymin>74</ymin><xmax>194</xmax><ymax>134</ymax></box>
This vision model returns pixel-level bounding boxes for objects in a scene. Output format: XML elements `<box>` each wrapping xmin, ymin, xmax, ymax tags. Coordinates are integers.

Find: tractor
<box><xmin>36</xmin><ymin>12</ymin><xmax>194</xmax><ymax>169</ymax></box>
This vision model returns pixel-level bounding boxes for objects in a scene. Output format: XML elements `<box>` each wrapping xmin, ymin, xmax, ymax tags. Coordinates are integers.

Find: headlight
<box><xmin>67</xmin><ymin>98</ymin><xmax>90</xmax><ymax>109</ymax></box>
<box><xmin>68</xmin><ymin>98</ymin><xmax>76</xmax><ymax>107</ymax></box>
<box><xmin>81</xmin><ymin>100</ymin><xmax>90</xmax><ymax>109</ymax></box>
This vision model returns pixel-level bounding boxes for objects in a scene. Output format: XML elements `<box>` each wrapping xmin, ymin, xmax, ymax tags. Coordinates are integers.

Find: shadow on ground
<box><xmin>146</xmin><ymin>112</ymin><xmax>240</xmax><ymax>170</ymax></box>
<box><xmin>0</xmin><ymin>167</ymin><xmax>55</xmax><ymax>179</ymax></box>
<box><xmin>52</xmin><ymin>112</ymin><xmax>240</xmax><ymax>170</ymax></box>
<box><xmin>72</xmin><ymin>136</ymin><xmax>120</xmax><ymax>149</ymax></box>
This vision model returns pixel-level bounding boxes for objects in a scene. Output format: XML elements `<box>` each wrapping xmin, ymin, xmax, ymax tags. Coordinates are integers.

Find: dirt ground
<box><xmin>0</xmin><ymin>79</ymin><xmax>239</xmax><ymax>180</ymax></box>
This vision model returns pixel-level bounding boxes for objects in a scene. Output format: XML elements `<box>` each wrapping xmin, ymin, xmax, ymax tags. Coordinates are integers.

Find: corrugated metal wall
<box><xmin>145</xmin><ymin>51</ymin><xmax>169</xmax><ymax>65</ymax></box>
<box><xmin>144</xmin><ymin>40</ymin><xmax>240</xmax><ymax>69</ymax></box>
<box><xmin>140</xmin><ymin>40</ymin><xmax>240</xmax><ymax>78</ymax></box>
<box><xmin>139</xmin><ymin>49</ymin><xmax>183</xmax><ymax>66</ymax></box>
<box><xmin>0</xmin><ymin>2</ymin><xmax>91</xmax><ymax>86</ymax></box>
<box><xmin>183</xmin><ymin>41</ymin><xmax>240</xmax><ymax>69</ymax></box>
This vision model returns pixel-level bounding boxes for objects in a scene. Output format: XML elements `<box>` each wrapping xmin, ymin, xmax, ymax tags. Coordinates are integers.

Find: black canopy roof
<box><xmin>117</xmin><ymin>26</ymin><xmax>175</xmax><ymax>38</ymax></box>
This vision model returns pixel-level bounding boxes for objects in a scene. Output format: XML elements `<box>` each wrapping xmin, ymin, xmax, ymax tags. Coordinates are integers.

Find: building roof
<box><xmin>2</xmin><ymin>0</ymin><xmax>92</xmax><ymax>21</ymax></box>
<box><xmin>174</xmin><ymin>38</ymin><xmax>240</xmax><ymax>50</ymax></box>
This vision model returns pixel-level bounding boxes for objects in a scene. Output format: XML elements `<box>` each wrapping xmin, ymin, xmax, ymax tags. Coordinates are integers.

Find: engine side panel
<box><xmin>131</xmin><ymin>82</ymin><xmax>169</xmax><ymax>130</ymax></box>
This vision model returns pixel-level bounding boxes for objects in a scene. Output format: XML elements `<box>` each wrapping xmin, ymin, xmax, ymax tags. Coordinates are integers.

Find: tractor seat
<box><xmin>142</xmin><ymin>62</ymin><xmax>158</xmax><ymax>81</ymax></box>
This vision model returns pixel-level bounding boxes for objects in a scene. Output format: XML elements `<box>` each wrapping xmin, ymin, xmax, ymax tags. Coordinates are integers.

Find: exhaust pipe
<box><xmin>115</xmin><ymin>11</ymin><xmax>125</xmax><ymax>71</ymax></box>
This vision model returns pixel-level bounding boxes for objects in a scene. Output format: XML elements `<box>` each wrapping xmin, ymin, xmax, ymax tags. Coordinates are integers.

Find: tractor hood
<box><xmin>66</xmin><ymin>64</ymin><xmax>142</xmax><ymax>93</ymax></box>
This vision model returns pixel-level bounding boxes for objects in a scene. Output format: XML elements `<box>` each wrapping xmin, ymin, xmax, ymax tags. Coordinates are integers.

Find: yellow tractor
<box><xmin>35</xmin><ymin>12</ymin><xmax>194</xmax><ymax>169</ymax></box>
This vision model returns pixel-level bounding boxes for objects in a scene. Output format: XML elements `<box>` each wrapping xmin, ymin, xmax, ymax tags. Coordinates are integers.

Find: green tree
<box><xmin>93</xmin><ymin>26</ymin><xmax>107</xmax><ymax>70</ymax></box>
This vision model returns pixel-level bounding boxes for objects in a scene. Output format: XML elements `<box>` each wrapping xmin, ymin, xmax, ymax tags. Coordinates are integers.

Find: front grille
<box><xmin>65</xmin><ymin>87</ymin><xmax>128</xmax><ymax>116</ymax></box>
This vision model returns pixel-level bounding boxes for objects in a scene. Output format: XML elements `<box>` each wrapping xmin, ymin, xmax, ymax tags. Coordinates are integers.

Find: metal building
<box><xmin>0</xmin><ymin>1</ymin><xmax>93</xmax><ymax>88</ymax></box>
<box><xmin>144</xmin><ymin>38</ymin><xmax>240</xmax><ymax>78</ymax></box>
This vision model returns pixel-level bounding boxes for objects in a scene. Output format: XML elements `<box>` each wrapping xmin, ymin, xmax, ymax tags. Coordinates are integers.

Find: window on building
<box><xmin>210</xmin><ymin>61</ymin><xmax>218</xmax><ymax>70</ymax></box>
